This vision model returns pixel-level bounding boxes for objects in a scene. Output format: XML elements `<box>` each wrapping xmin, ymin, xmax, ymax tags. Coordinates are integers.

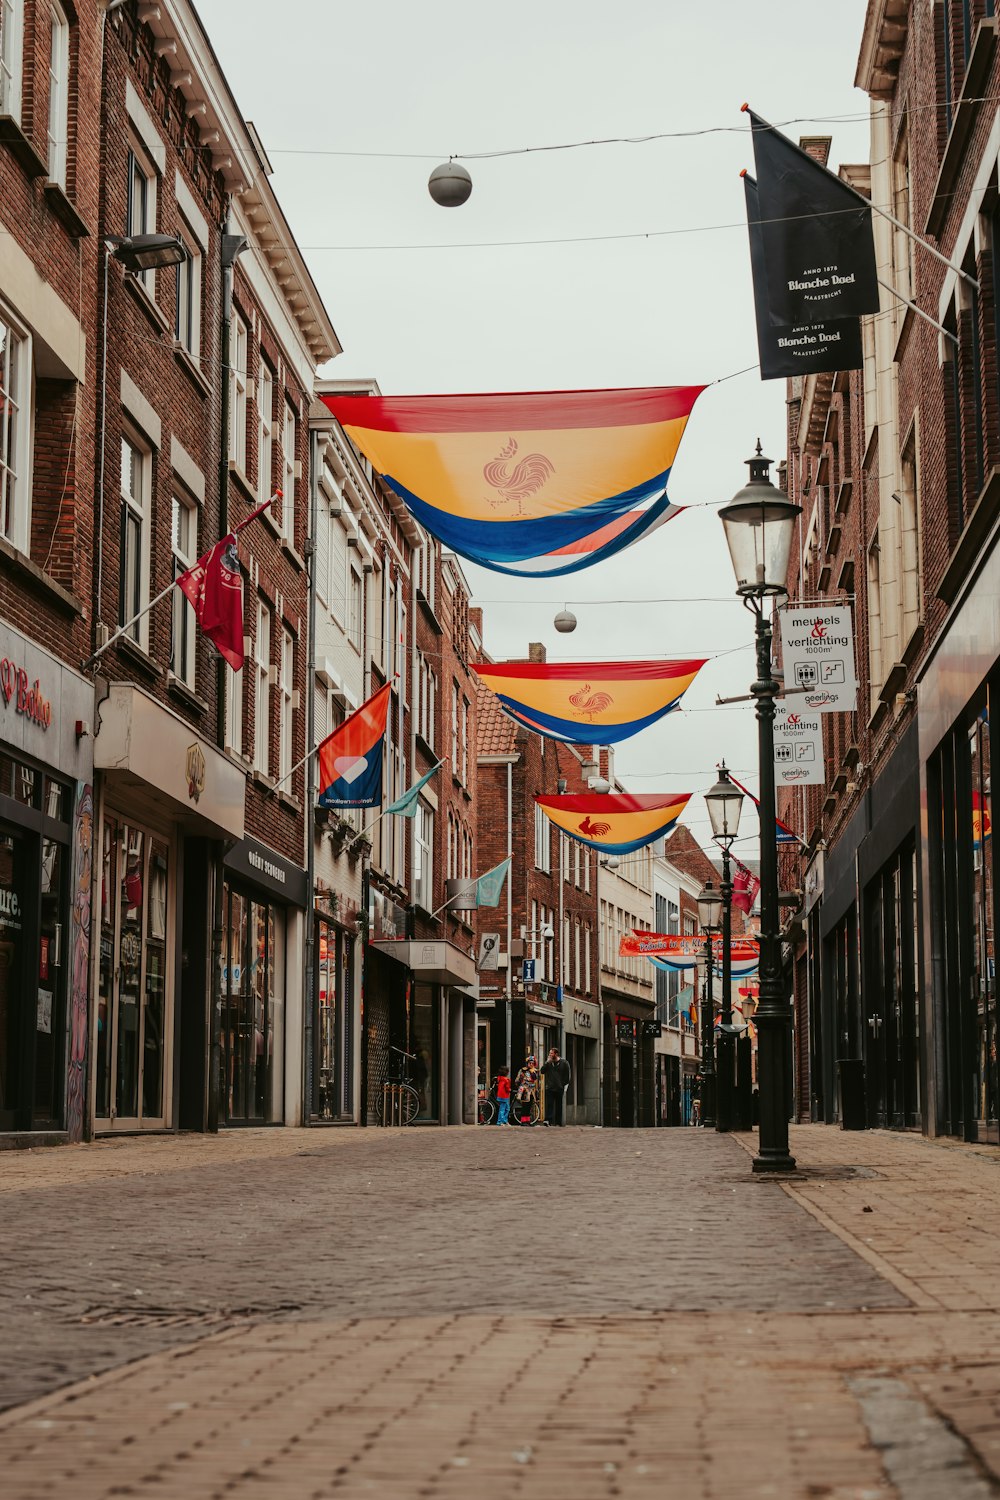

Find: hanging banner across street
<box><xmin>779</xmin><ymin>604</ymin><xmax>858</xmax><ymax>711</ymax></box>
<box><xmin>619</xmin><ymin>932</ymin><xmax>760</xmax><ymax>964</ymax></box>
<box><xmin>743</xmin><ymin>174</ymin><xmax>863</xmax><ymax>380</ymax></box>
<box><xmin>774</xmin><ymin>703</ymin><xmax>825</xmax><ymax>784</ymax></box>
<box><xmin>747</xmin><ymin>109</ymin><xmax>880</xmax><ymax>327</ymax></box>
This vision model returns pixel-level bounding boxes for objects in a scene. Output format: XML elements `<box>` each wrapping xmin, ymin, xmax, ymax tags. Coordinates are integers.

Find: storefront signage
<box><xmin>224</xmin><ymin>836</ymin><xmax>308</xmax><ymax>907</ymax></box>
<box><xmin>369</xmin><ymin>886</ymin><xmax>407</xmax><ymax>940</ymax></box>
<box><xmin>565</xmin><ymin>999</ymin><xmax>598</xmax><ymax>1037</ymax></box>
<box><xmin>0</xmin><ymin>658</ymin><xmax>52</xmax><ymax>730</ymax></box>
<box><xmin>573</xmin><ymin>1007</ymin><xmax>593</xmax><ymax>1032</ymax></box>
<box><xmin>773</xmin><ymin>703</ymin><xmax>825</xmax><ymax>784</ymax></box>
<box><xmin>779</xmin><ymin>605</ymin><xmax>858</xmax><ymax>712</ymax></box>
<box><xmin>0</xmin><ymin>885</ymin><xmax>22</xmax><ymax>930</ymax></box>
<box><xmin>617</xmin><ymin>1016</ymin><xmax>636</xmax><ymax>1042</ymax></box>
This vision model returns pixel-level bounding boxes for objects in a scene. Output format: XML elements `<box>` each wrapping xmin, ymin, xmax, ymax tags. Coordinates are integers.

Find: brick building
<box><xmin>474</xmin><ymin>643</ymin><xmax>601</xmax><ymax>1124</ymax></box>
<box><xmin>778</xmin><ymin>0</ymin><xmax>1000</xmax><ymax>1146</ymax></box>
<box><xmin>0</xmin><ymin>0</ymin><xmax>102</xmax><ymax>1139</ymax></box>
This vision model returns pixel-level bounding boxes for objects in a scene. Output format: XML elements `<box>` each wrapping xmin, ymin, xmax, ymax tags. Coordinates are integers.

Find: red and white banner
<box><xmin>732</xmin><ymin>858</ymin><xmax>761</xmax><ymax>915</ymax></box>
<box><xmin>620</xmin><ymin>932</ymin><xmax>760</xmax><ymax>963</ymax></box>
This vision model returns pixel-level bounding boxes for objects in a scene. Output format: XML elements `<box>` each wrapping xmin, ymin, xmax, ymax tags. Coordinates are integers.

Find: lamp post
<box><xmin>705</xmin><ymin>763</ymin><xmax>744</xmax><ymax>1133</ymax></box>
<box><xmin>696</xmin><ymin>879</ymin><xmax>722</xmax><ymax>1128</ymax></box>
<box><xmin>719</xmin><ymin>443</ymin><xmax>801</xmax><ymax>1173</ymax></box>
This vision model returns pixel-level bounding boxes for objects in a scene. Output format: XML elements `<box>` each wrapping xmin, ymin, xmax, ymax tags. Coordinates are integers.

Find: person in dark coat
<box><xmin>541</xmin><ymin>1047</ymin><xmax>571</xmax><ymax>1126</ymax></box>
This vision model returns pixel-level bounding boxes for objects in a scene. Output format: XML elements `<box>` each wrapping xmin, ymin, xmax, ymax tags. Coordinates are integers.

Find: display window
<box><xmin>222</xmin><ymin>881</ymin><xmax>286</xmax><ymax>1124</ymax></box>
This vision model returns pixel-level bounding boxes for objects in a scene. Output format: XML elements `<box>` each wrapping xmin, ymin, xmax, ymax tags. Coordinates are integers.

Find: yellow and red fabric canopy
<box><xmin>319</xmin><ymin>386</ymin><xmax>703</xmax><ymax>577</ymax></box>
<box><xmin>535</xmin><ymin>792</ymin><xmax>690</xmax><ymax>854</ymax></box>
<box><xmin>473</xmin><ymin>658</ymin><xmax>706</xmax><ymax>746</ymax></box>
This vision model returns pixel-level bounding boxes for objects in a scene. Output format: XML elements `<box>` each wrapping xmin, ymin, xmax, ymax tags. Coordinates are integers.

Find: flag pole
<box><xmin>271</xmin><ymin>676</ymin><xmax>402</xmax><ymax>798</ymax></box>
<box><xmin>81</xmin><ymin>492</ymin><xmax>281</xmax><ymax>672</ymax></box>
<box><xmin>339</xmin><ymin>758</ymin><xmax>447</xmax><ymax>854</ymax></box>
<box><xmin>427</xmin><ymin>855</ymin><xmax>509</xmax><ymax>921</ymax></box>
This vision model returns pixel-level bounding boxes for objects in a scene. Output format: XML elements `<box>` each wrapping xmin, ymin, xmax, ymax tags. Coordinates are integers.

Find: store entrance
<box><xmin>221</xmin><ymin>884</ymin><xmax>285</xmax><ymax>1125</ymax></box>
<box><xmin>94</xmin><ymin>815</ymin><xmax>170</xmax><ymax>1129</ymax></box>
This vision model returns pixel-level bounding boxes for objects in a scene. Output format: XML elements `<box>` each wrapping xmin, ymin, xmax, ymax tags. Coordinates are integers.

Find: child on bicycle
<box><xmin>495</xmin><ymin>1067</ymin><xmax>511</xmax><ymax>1125</ymax></box>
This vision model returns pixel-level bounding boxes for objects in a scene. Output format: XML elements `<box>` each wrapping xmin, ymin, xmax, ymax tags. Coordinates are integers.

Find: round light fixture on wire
<box><xmin>428</xmin><ymin>160</ymin><xmax>472</xmax><ymax>207</ymax></box>
<box><xmin>554</xmin><ymin>607</ymin><xmax>577</xmax><ymax>634</ymax></box>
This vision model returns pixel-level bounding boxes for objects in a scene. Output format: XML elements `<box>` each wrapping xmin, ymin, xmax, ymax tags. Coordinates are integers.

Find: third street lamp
<box><xmin>718</xmin><ymin>443</ymin><xmax>800</xmax><ymax>1173</ymax></box>
<box><xmin>705</xmin><ymin>763</ymin><xmax>744</xmax><ymax>1133</ymax></box>
<box><xmin>696</xmin><ymin>879</ymin><xmax>722</xmax><ymax>1129</ymax></box>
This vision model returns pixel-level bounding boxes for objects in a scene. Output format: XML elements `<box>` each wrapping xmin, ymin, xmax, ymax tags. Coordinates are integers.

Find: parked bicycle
<box><xmin>477</xmin><ymin>1088</ymin><xmax>496</xmax><ymax>1126</ymax></box>
<box><xmin>382</xmin><ymin>1045</ymin><xmax>420</xmax><ymax>1125</ymax></box>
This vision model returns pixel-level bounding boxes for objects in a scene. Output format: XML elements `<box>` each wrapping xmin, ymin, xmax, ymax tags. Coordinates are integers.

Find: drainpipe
<box><xmin>506</xmin><ymin>759</ymin><xmax>512</xmax><ymax>1069</ymax></box>
<box><xmin>303</xmin><ymin>426</ymin><xmax>319</xmax><ymax>1125</ymax></box>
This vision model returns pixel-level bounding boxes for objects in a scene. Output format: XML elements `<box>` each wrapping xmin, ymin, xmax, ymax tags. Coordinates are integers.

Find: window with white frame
<box><xmin>0</xmin><ymin>307</ymin><xmax>31</xmax><ymax>555</ymax></box>
<box><xmin>254</xmin><ymin>600</ymin><xmax>271</xmax><ymax>775</ymax></box>
<box><xmin>398</xmin><ymin>600</ymin><xmax>407</xmax><ymax>702</ymax></box>
<box><xmin>174</xmin><ymin>222</ymin><xmax>200</xmax><ymax>358</ymax></box>
<box><xmin>257</xmin><ymin>361</ymin><xmax>273</xmax><ymax>503</ymax></box>
<box><xmin>120</xmin><ymin>433</ymin><xmax>150</xmax><ymax>646</ymax></box>
<box><xmin>584</xmin><ymin>926</ymin><xmax>591</xmax><ymax>994</ymax></box>
<box><xmin>126</xmin><ymin>142</ymin><xmax>157</xmax><ymax>292</ymax></box>
<box><xmin>229</xmin><ymin>311</ymin><xmax>247</xmax><ymax>473</ymax></box>
<box><xmin>328</xmin><ymin>512</ymin><xmax>348</xmax><ymax>624</ymax></box>
<box><xmin>414</xmin><ymin>799</ymin><xmax>434</xmax><ymax>910</ymax></box>
<box><xmin>225</xmin><ymin>663</ymin><xmax>243</xmax><ymax>758</ymax></box>
<box><xmin>574</xmin><ymin>920</ymin><xmax>581</xmax><ymax>991</ymax></box>
<box><xmin>281</xmin><ymin>398</ymin><xmax>296</xmax><ymax>541</ymax></box>
<box><xmin>900</xmin><ymin>422</ymin><xmax>922</xmax><ymax>641</ymax></box>
<box><xmin>867</xmin><ymin>532</ymin><xmax>883</xmax><ymax>703</ymax></box>
<box><xmin>1</xmin><ymin>0</ymin><xmax>24</xmax><ymax>120</ymax></box>
<box><xmin>46</xmin><ymin>2</ymin><xmax>69</xmax><ymax>188</ymax></box>
<box><xmin>279</xmin><ymin>626</ymin><xmax>294</xmax><ymax>785</ymax></box>
<box><xmin>461</xmin><ymin>696</ymin><xmax>469</xmax><ymax>783</ymax></box>
<box><xmin>584</xmin><ymin>848</ymin><xmax>590</xmax><ymax>894</ymax></box>
<box><xmin>348</xmin><ymin>566</ymin><xmax>362</xmax><ymax>649</ymax></box>
<box><xmin>170</xmin><ymin>493</ymin><xmax>197</xmax><ymax>687</ymax></box>
<box><xmin>451</xmin><ymin>680</ymin><xmax>459</xmax><ymax>768</ymax></box>
<box><xmin>534</xmin><ymin>803</ymin><xmax>551</xmax><ymax>872</ymax></box>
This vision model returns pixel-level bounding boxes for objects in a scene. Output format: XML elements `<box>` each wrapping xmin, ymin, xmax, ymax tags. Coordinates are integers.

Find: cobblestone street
<box><xmin>3</xmin><ymin>1125</ymin><xmax>1000</xmax><ymax>1498</ymax></box>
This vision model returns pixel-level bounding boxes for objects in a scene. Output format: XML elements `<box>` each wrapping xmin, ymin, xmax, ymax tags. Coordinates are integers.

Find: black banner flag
<box><xmin>744</xmin><ymin>173</ymin><xmax>863</xmax><ymax>380</ymax></box>
<box><xmin>748</xmin><ymin>109</ymin><xmax>879</xmax><ymax>326</ymax></box>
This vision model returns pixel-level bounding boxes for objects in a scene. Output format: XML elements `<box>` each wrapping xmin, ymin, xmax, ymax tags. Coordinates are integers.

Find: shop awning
<box><xmin>370</xmin><ymin>939</ymin><xmax>476</xmax><ymax>988</ymax></box>
<box><xmin>94</xmin><ymin>683</ymin><xmax>245</xmax><ymax>840</ymax></box>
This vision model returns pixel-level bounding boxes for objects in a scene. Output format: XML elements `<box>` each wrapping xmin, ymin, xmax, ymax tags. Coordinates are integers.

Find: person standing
<box><xmin>513</xmin><ymin>1055</ymin><xmax>539</xmax><ymax>1125</ymax></box>
<box><xmin>541</xmin><ymin>1047</ymin><xmax>571</xmax><ymax>1126</ymax></box>
<box><xmin>495</xmin><ymin>1067</ymin><xmax>511</xmax><ymax>1126</ymax></box>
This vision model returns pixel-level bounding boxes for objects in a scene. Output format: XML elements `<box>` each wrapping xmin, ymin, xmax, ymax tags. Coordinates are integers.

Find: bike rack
<box><xmin>381</xmin><ymin>1083</ymin><xmax>408</xmax><ymax>1126</ymax></box>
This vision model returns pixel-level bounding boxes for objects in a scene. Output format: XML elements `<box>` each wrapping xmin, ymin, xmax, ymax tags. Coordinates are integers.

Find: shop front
<box><xmin>92</xmin><ymin>683</ymin><xmax>244</xmax><ymax>1135</ymax></box>
<box><xmin>222</xmin><ymin>836</ymin><xmax>307</xmax><ymax>1127</ymax></box>
<box><xmin>312</xmin><ymin>887</ymin><xmax>361</xmax><ymax>1124</ymax></box>
<box><xmin>919</xmin><ymin>545</ymin><xmax>1000</xmax><ymax>1143</ymax></box>
<box><xmin>563</xmin><ymin>996</ymin><xmax>600</xmax><ymax>1125</ymax></box>
<box><xmin>369</xmin><ymin>933</ymin><xmax>477</xmax><ymax>1124</ymax></box>
<box><xmin>603</xmin><ymin>997</ymin><xmax>656</xmax><ymax>1127</ymax></box>
<box><xmin>0</xmin><ymin>627</ymin><xmax>94</xmax><ymax>1142</ymax></box>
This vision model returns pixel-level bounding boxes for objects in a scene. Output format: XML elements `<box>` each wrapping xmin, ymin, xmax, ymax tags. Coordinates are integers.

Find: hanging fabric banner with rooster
<box><xmin>318</xmin><ymin>386</ymin><xmax>703</xmax><ymax>577</ymax></box>
<box><xmin>535</xmin><ymin>792</ymin><xmax>691</xmax><ymax>855</ymax></box>
<box><xmin>472</xmin><ymin>658</ymin><xmax>706</xmax><ymax>746</ymax></box>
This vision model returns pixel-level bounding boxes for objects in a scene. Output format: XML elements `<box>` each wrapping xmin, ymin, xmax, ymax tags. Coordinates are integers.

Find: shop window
<box><xmin>170</xmin><ymin>493</ymin><xmax>197</xmax><ymax>687</ymax></box>
<box><xmin>221</xmin><ymin>887</ymin><xmax>285</xmax><ymax>1124</ymax></box>
<box><xmin>257</xmin><ymin>360</ymin><xmax>273</xmax><ymax>503</ymax></box>
<box><xmin>229</xmin><ymin>311</ymin><xmax>248</xmax><ymax>473</ymax></box>
<box><xmin>0</xmin><ymin>0</ymin><xmax>24</xmax><ymax>121</ymax></box>
<box><xmin>120</xmin><ymin>433</ymin><xmax>151</xmax><ymax>648</ymax></box>
<box><xmin>281</xmin><ymin>398</ymin><xmax>296</xmax><ymax>542</ymax></box>
<box><xmin>254</xmin><ymin>599</ymin><xmax>271</xmax><ymax>776</ymax></box>
<box><xmin>46</xmin><ymin>2</ymin><xmax>69</xmax><ymax>189</ymax></box>
<box><xmin>0</xmin><ymin>303</ymin><xmax>32</xmax><ymax>556</ymax></box>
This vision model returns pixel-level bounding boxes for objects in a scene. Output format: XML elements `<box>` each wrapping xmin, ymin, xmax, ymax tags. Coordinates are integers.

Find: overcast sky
<box><xmin>197</xmin><ymin>0</ymin><xmax>871</xmax><ymax>855</ymax></box>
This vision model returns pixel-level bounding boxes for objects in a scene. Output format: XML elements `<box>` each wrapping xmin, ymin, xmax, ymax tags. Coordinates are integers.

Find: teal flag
<box><xmin>384</xmin><ymin>760</ymin><xmax>443</xmax><ymax>819</ymax></box>
<box><xmin>475</xmin><ymin>857</ymin><xmax>511</xmax><ymax>909</ymax></box>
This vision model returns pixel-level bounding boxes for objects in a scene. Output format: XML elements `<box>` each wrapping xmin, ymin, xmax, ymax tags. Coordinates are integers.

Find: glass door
<box><xmin>94</xmin><ymin>814</ymin><xmax>171</xmax><ymax>1129</ymax></box>
<box><xmin>0</xmin><ymin>826</ymin><xmax>30</xmax><ymax>1131</ymax></box>
<box><xmin>221</xmin><ymin>885</ymin><xmax>285</xmax><ymax>1124</ymax></box>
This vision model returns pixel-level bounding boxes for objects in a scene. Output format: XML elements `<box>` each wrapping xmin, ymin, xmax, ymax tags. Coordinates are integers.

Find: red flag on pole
<box><xmin>732</xmin><ymin>857</ymin><xmax>761</xmax><ymax>915</ymax></box>
<box><xmin>177</xmin><ymin>534</ymin><xmax>245</xmax><ymax>670</ymax></box>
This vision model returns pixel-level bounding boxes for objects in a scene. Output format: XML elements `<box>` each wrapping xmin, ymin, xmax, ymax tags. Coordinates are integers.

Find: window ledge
<box><xmin>43</xmin><ymin>181</ymin><xmax>88</xmax><ymax>237</ymax></box>
<box><xmin>123</xmin><ymin>273</ymin><xmax>171</xmax><ymax>335</ymax></box>
<box><xmin>252</xmin><ymin>768</ymin><xmax>277</xmax><ymax>793</ymax></box>
<box><xmin>0</xmin><ymin>535</ymin><xmax>82</xmax><ymax>615</ymax></box>
<box><xmin>937</xmin><ymin>467</ymin><xmax>1000</xmax><ymax>605</ymax></box>
<box><xmin>117</xmin><ymin>634</ymin><xmax>160</xmax><ymax>677</ymax></box>
<box><xmin>166</xmin><ymin>673</ymin><xmax>208</xmax><ymax>716</ymax></box>
<box><xmin>281</xmin><ymin>539</ymin><xmax>305</xmax><ymax>572</ymax></box>
<box><xmin>278</xmin><ymin>789</ymin><xmax>301</xmax><ymax>814</ymax></box>
<box><xmin>224</xmin><ymin>747</ymin><xmax>250</xmax><ymax>773</ymax></box>
<box><xmin>259</xmin><ymin>502</ymin><xmax>282</xmax><ymax>540</ymax></box>
<box><xmin>878</xmin><ymin>660</ymin><xmax>908</xmax><ymax>707</ymax></box>
<box><xmin>416</xmin><ymin>588</ymin><xmax>443</xmax><ymax>635</ymax></box>
<box><xmin>0</xmin><ymin>115</ymin><xmax>47</xmax><ymax>177</ymax></box>
<box><xmin>173</xmin><ymin>342</ymin><xmax>211</xmax><ymax>398</ymax></box>
<box><xmin>228</xmin><ymin>461</ymin><xmax>255</xmax><ymax>503</ymax></box>
<box><xmin>415</xmin><ymin>731</ymin><xmax>436</xmax><ymax>762</ymax></box>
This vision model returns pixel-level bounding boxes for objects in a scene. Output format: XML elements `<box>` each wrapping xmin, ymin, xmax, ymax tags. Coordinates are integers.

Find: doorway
<box><xmin>94</xmin><ymin>814</ymin><xmax>171</xmax><ymax>1129</ymax></box>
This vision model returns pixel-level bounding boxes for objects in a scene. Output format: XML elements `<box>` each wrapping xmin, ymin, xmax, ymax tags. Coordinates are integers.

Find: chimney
<box><xmin>798</xmin><ymin>135</ymin><xmax>832</xmax><ymax>168</ymax></box>
<box><xmin>528</xmin><ymin>642</ymin><xmax>547</xmax><ymax>663</ymax></box>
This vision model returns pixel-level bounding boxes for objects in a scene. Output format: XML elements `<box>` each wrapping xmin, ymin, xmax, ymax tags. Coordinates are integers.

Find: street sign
<box><xmin>522</xmin><ymin>958</ymin><xmax>536</xmax><ymax>982</ymax></box>
<box><xmin>774</xmin><ymin>703</ymin><xmax>825</xmax><ymax>784</ymax></box>
<box><xmin>479</xmin><ymin>932</ymin><xmax>500</xmax><ymax>970</ymax></box>
<box><xmin>779</xmin><ymin>604</ymin><xmax>857</xmax><ymax>712</ymax></box>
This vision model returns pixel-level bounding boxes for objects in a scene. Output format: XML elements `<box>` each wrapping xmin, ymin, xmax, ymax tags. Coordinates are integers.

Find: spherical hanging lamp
<box><xmin>428</xmin><ymin>160</ymin><xmax>472</xmax><ymax>207</ymax></box>
<box><xmin>553</xmin><ymin>607</ymin><xmax>577</xmax><ymax>634</ymax></box>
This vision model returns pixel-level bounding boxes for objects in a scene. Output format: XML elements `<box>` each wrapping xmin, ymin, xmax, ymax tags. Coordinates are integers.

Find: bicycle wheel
<box><xmin>399</xmin><ymin>1085</ymin><xmax>420</xmax><ymax>1124</ymax></box>
<box><xmin>478</xmin><ymin>1096</ymin><xmax>496</xmax><ymax>1125</ymax></box>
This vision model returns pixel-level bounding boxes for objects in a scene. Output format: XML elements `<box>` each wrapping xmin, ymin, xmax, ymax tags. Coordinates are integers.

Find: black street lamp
<box><xmin>705</xmin><ymin>762</ymin><xmax>744</xmax><ymax>1133</ymax></box>
<box><xmin>719</xmin><ymin>443</ymin><xmax>801</xmax><ymax>1173</ymax></box>
<box><xmin>696</xmin><ymin>879</ymin><xmax>722</xmax><ymax>1128</ymax></box>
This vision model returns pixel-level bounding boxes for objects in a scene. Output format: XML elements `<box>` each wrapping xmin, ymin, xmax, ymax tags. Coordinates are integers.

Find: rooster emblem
<box><xmin>483</xmin><ymin>437</ymin><xmax>554</xmax><ymax>515</ymax></box>
<box><xmin>578</xmin><ymin>815</ymin><xmax>612</xmax><ymax>838</ymax></box>
<box><xmin>567</xmin><ymin>682</ymin><xmax>614</xmax><ymax>722</ymax></box>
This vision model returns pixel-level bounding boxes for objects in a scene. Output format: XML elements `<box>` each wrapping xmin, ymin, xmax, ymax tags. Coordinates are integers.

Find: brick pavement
<box><xmin>1</xmin><ymin>1125</ymin><xmax>999</xmax><ymax>1497</ymax></box>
